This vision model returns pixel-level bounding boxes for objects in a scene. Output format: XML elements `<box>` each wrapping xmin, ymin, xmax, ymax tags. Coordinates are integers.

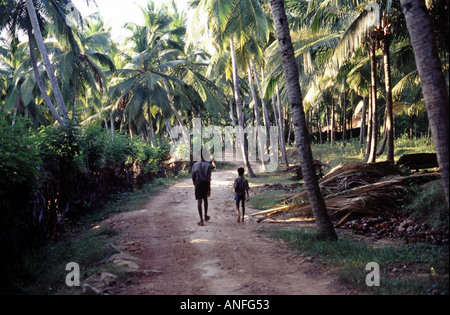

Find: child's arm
<box><xmin>246</xmin><ymin>189</ymin><xmax>250</xmax><ymax>202</ymax></box>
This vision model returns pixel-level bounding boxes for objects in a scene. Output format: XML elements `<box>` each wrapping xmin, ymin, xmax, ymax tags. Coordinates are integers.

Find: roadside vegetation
<box><xmin>5</xmin><ymin>174</ymin><xmax>186</xmax><ymax>295</ymax></box>
<box><xmin>249</xmin><ymin>138</ymin><xmax>448</xmax><ymax>295</ymax></box>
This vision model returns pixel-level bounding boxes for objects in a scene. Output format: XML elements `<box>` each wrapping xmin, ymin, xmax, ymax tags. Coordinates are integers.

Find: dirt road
<box><xmin>104</xmin><ymin>167</ymin><xmax>343</xmax><ymax>295</ymax></box>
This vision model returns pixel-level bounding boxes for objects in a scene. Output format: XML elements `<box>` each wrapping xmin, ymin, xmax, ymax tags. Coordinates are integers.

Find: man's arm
<box><xmin>192</xmin><ymin>164</ymin><xmax>197</xmax><ymax>185</ymax></box>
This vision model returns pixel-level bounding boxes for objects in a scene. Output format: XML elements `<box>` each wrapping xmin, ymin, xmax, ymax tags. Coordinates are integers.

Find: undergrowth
<box><xmin>5</xmin><ymin>173</ymin><xmax>188</xmax><ymax>295</ymax></box>
<box><xmin>266</xmin><ymin>229</ymin><xmax>448</xmax><ymax>295</ymax></box>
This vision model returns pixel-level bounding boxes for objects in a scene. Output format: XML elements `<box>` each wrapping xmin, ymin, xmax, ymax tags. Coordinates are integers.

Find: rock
<box><xmin>84</xmin><ymin>273</ymin><xmax>105</xmax><ymax>289</ymax></box>
<box><xmin>113</xmin><ymin>259</ymin><xmax>139</xmax><ymax>270</ymax></box>
<box><xmin>110</xmin><ymin>252</ymin><xmax>141</xmax><ymax>270</ymax></box>
<box><xmin>106</xmin><ymin>242</ymin><xmax>123</xmax><ymax>254</ymax></box>
<box><xmin>82</xmin><ymin>283</ymin><xmax>102</xmax><ymax>295</ymax></box>
<box><xmin>100</xmin><ymin>272</ymin><xmax>118</xmax><ymax>285</ymax></box>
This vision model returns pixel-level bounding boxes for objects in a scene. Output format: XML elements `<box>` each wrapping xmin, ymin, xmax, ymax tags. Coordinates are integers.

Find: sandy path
<box><xmin>107</xmin><ymin>167</ymin><xmax>342</xmax><ymax>295</ymax></box>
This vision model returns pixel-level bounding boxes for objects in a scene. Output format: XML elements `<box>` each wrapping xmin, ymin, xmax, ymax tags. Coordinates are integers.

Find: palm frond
<box><xmin>392</xmin><ymin>70</ymin><xmax>419</xmax><ymax>97</ymax></box>
<box><xmin>331</xmin><ymin>2</ymin><xmax>380</xmax><ymax>70</ymax></box>
<box><xmin>252</xmin><ymin>161</ymin><xmax>440</xmax><ymax>224</ymax></box>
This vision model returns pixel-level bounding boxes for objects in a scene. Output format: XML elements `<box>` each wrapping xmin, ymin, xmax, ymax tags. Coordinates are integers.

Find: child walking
<box><xmin>233</xmin><ymin>167</ymin><xmax>250</xmax><ymax>223</ymax></box>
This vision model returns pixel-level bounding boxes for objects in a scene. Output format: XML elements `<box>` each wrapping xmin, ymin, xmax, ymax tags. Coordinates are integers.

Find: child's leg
<box><xmin>236</xmin><ymin>199</ymin><xmax>241</xmax><ymax>222</ymax></box>
<box><xmin>241</xmin><ymin>200</ymin><xmax>245</xmax><ymax>221</ymax></box>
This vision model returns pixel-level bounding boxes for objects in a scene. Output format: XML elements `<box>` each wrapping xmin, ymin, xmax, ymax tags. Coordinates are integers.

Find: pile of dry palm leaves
<box><xmin>252</xmin><ymin>161</ymin><xmax>441</xmax><ymax>227</ymax></box>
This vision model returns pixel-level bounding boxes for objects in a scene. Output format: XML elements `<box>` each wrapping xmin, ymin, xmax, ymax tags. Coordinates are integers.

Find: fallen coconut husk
<box><xmin>252</xmin><ymin>161</ymin><xmax>440</xmax><ymax>225</ymax></box>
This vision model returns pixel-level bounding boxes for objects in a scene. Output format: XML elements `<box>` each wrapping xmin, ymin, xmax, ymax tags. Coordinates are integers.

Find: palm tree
<box><xmin>1</xmin><ymin>0</ymin><xmax>110</xmax><ymax>126</ymax></box>
<box><xmin>269</xmin><ymin>0</ymin><xmax>337</xmax><ymax>240</ymax></box>
<box><xmin>109</xmin><ymin>23</ymin><xmax>183</xmax><ymax>137</ymax></box>
<box><xmin>25</xmin><ymin>0</ymin><xmax>69</xmax><ymax>123</ymax></box>
<box><xmin>324</xmin><ymin>1</ymin><xmax>397</xmax><ymax>163</ymax></box>
<box><xmin>189</xmin><ymin>0</ymin><xmax>271</xmax><ymax>177</ymax></box>
<box><xmin>229</xmin><ymin>37</ymin><xmax>256</xmax><ymax>176</ymax></box>
<box><xmin>1</xmin><ymin>0</ymin><xmax>65</xmax><ymax>124</ymax></box>
<box><xmin>400</xmin><ymin>0</ymin><xmax>449</xmax><ymax>207</ymax></box>
<box><xmin>109</xmin><ymin>3</ymin><xmax>223</xmax><ymax>142</ymax></box>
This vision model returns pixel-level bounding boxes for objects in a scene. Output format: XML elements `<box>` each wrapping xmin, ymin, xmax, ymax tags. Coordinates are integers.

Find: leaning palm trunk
<box><xmin>27</xmin><ymin>30</ymin><xmax>64</xmax><ymax>125</ymax></box>
<box><xmin>269</xmin><ymin>0</ymin><xmax>337</xmax><ymax>240</ymax></box>
<box><xmin>25</xmin><ymin>0</ymin><xmax>69</xmax><ymax>124</ymax></box>
<box><xmin>400</xmin><ymin>0</ymin><xmax>449</xmax><ymax>207</ymax></box>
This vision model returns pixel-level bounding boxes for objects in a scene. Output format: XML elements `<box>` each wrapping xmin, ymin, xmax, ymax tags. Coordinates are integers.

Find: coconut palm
<box><xmin>24</xmin><ymin>0</ymin><xmax>70</xmax><ymax>123</ymax></box>
<box><xmin>400</xmin><ymin>0</ymin><xmax>449</xmax><ymax>207</ymax></box>
<box><xmin>1</xmin><ymin>0</ymin><xmax>63</xmax><ymax>124</ymax></box>
<box><xmin>269</xmin><ymin>0</ymin><xmax>338</xmax><ymax>240</ymax></box>
<box><xmin>109</xmin><ymin>23</ymin><xmax>184</xmax><ymax>137</ymax></box>
<box><xmin>109</xmin><ymin>3</ymin><xmax>224</xmax><ymax>142</ymax></box>
<box><xmin>0</xmin><ymin>0</ymin><xmax>102</xmax><ymax>125</ymax></box>
<box><xmin>188</xmin><ymin>0</ymin><xmax>272</xmax><ymax>177</ymax></box>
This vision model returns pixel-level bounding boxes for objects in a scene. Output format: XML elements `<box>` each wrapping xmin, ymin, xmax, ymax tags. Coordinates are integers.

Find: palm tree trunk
<box><xmin>330</xmin><ymin>91</ymin><xmax>335</xmax><ymax>146</ymax></box>
<box><xmin>230</xmin><ymin>38</ymin><xmax>256</xmax><ymax>177</ymax></box>
<box><xmin>367</xmin><ymin>42</ymin><xmax>378</xmax><ymax>163</ymax></box>
<box><xmin>325</xmin><ymin>104</ymin><xmax>329</xmax><ymax>143</ymax></box>
<box><xmin>27</xmin><ymin>29</ymin><xmax>64</xmax><ymax>125</ymax></box>
<box><xmin>147</xmin><ymin>100</ymin><xmax>155</xmax><ymax>146</ymax></box>
<box><xmin>400</xmin><ymin>0</ymin><xmax>449</xmax><ymax>207</ymax></box>
<box><xmin>381</xmin><ymin>16</ymin><xmax>394</xmax><ymax>162</ymax></box>
<box><xmin>276</xmin><ymin>85</ymin><xmax>289</xmax><ymax>165</ymax></box>
<box><xmin>270</xmin><ymin>0</ymin><xmax>337</xmax><ymax>240</ymax></box>
<box><xmin>273</xmin><ymin>93</ymin><xmax>289</xmax><ymax>166</ymax></box>
<box><xmin>342</xmin><ymin>92</ymin><xmax>347</xmax><ymax>145</ymax></box>
<box><xmin>25</xmin><ymin>0</ymin><xmax>69</xmax><ymax>124</ymax></box>
<box><xmin>229</xmin><ymin>99</ymin><xmax>236</xmax><ymax>127</ymax></box>
<box><xmin>364</xmin><ymin>86</ymin><xmax>373</xmax><ymax>162</ymax></box>
<box><xmin>359</xmin><ymin>96</ymin><xmax>367</xmax><ymax>151</ymax></box>
<box><xmin>317</xmin><ymin>108</ymin><xmax>323</xmax><ymax>144</ymax></box>
<box><xmin>248</xmin><ymin>64</ymin><xmax>266</xmax><ymax>171</ymax></box>
<box><xmin>252</xmin><ymin>60</ymin><xmax>271</xmax><ymax>151</ymax></box>
<box><xmin>376</xmin><ymin>115</ymin><xmax>387</xmax><ymax>156</ymax></box>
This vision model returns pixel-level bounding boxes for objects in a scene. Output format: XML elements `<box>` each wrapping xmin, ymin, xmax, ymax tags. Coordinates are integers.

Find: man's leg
<box><xmin>197</xmin><ymin>199</ymin><xmax>204</xmax><ymax>225</ymax></box>
<box><xmin>204</xmin><ymin>197</ymin><xmax>210</xmax><ymax>221</ymax></box>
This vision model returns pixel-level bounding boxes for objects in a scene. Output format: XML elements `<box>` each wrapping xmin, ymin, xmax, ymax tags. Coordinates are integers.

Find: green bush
<box><xmin>129</xmin><ymin>136</ymin><xmax>170</xmax><ymax>171</ymax></box>
<box><xmin>80</xmin><ymin>125</ymin><xmax>109</xmax><ymax>171</ymax></box>
<box><xmin>404</xmin><ymin>180</ymin><xmax>448</xmax><ymax>229</ymax></box>
<box><xmin>0</xmin><ymin>115</ymin><xmax>41</xmax><ymax>190</ymax></box>
<box><xmin>103</xmin><ymin>131</ymin><xmax>133</xmax><ymax>166</ymax></box>
<box><xmin>36</xmin><ymin>121</ymin><xmax>83</xmax><ymax>180</ymax></box>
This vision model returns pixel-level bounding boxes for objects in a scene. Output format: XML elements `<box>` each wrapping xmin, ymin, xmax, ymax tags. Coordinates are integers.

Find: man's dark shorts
<box><xmin>195</xmin><ymin>180</ymin><xmax>210</xmax><ymax>200</ymax></box>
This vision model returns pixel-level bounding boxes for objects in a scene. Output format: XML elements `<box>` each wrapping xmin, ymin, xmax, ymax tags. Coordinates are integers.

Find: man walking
<box><xmin>191</xmin><ymin>157</ymin><xmax>213</xmax><ymax>226</ymax></box>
